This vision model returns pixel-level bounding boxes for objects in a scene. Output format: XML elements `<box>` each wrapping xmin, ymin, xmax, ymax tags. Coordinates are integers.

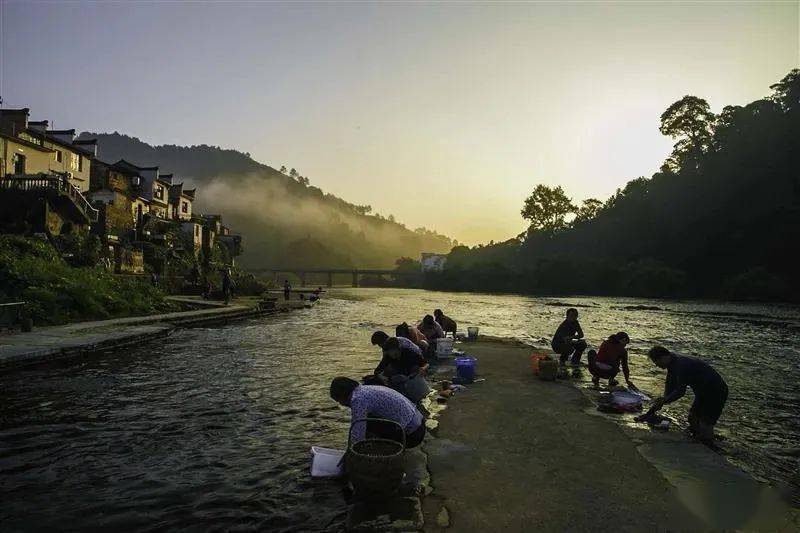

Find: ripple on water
<box><xmin>2</xmin><ymin>288</ymin><xmax>799</xmax><ymax>527</ymax></box>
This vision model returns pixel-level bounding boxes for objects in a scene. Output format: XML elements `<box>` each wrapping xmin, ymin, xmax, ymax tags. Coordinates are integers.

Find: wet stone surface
<box><xmin>345</xmin><ymin>497</ymin><xmax>423</xmax><ymax>532</ymax></box>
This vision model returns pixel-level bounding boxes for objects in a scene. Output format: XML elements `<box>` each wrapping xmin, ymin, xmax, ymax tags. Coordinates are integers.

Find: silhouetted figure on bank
<box><xmin>221</xmin><ymin>269</ymin><xmax>234</xmax><ymax>304</ymax></box>
<box><xmin>637</xmin><ymin>347</ymin><xmax>728</xmax><ymax>445</ymax></box>
<box><xmin>588</xmin><ymin>332</ymin><xmax>637</xmax><ymax>389</ymax></box>
<box><xmin>283</xmin><ymin>279</ymin><xmax>291</xmax><ymax>300</ymax></box>
<box><xmin>551</xmin><ymin>308</ymin><xmax>586</xmax><ymax>366</ymax></box>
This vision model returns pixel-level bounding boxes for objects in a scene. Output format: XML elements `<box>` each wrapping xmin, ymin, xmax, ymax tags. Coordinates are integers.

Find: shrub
<box><xmin>0</xmin><ymin>235</ymin><xmax>173</xmax><ymax>325</ymax></box>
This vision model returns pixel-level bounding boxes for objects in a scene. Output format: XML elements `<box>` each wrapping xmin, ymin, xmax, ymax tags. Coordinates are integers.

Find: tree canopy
<box><xmin>521</xmin><ymin>185</ymin><xmax>575</xmax><ymax>232</ymax></box>
<box><xmin>425</xmin><ymin>69</ymin><xmax>800</xmax><ymax>302</ymax></box>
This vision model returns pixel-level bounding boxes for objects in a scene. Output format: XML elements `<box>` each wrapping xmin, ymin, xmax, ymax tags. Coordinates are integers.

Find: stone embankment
<box><xmin>0</xmin><ymin>296</ymin><xmax>271</xmax><ymax>369</ymax></box>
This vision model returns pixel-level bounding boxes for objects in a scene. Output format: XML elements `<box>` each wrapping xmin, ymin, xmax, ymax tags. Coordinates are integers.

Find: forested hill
<box><xmin>427</xmin><ymin>69</ymin><xmax>800</xmax><ymax>302</ymax></box>
<box><xmin>79</xmin><ymin>132</ymin><xmax>455</xmax><ymax>269</ymax></box>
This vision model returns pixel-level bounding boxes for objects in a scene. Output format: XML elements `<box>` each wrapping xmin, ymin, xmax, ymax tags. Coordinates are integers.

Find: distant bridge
<box><xmin>249</xmin><ymin>267</ymin><xmax>421</xmax><ymax>287</ymax></box>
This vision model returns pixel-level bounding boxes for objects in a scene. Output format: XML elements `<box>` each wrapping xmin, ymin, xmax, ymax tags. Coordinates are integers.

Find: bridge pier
<box><xmin>352</xmin><ymin>270</ymin><xmax>359</xmax><ymax>288</ymax></box>
<box><xmin>299</xmin><ymin>271</ymin><xmax>306</xmax><ymax>287</ymax></box>
<box><xmin>327</xmin><ymin>272</ymin><xmax>333</xmax><ymax>288</ymax></box>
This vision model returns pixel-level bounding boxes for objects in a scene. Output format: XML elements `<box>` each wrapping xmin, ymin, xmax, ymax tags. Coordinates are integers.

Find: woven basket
<box><xmin>346</xmin><ymin>418</ymin><xmax>406</xmax><ymax>499</ymax></box>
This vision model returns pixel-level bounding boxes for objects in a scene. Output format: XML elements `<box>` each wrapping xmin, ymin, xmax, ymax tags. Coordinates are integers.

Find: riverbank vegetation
<box><xmin>425</xmin><ymin>69</ymin><xmax>800</xmax><ymax>301</ymax></box>
<box><xmin>0</xmin><ymin>235</ymin><xmax>174</xmax><ymax>325</ymax></box>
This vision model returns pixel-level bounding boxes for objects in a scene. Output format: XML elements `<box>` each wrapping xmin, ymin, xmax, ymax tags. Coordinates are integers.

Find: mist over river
<box><xmin>1</xmin><ymin>288</ymin><xmax>798</xmax><ymax>530</ymax></box>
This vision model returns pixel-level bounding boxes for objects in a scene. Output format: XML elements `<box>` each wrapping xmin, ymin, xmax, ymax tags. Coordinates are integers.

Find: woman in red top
<box><xmin>588</xmin><ymin>332</ymin><xmax>637</xmax><ymax>389</ymax></box>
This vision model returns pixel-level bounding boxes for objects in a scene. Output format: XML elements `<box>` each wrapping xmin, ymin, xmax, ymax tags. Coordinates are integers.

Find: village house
<box><xmin>169</xmin><ymin>181</ymin><xmax>195</xmax><ymax>221</ymax></box>
<box><xmin>0</xmin><ymin>108</ymin><xmax>98</xmax><ymax>235</ymax></box>
<box><xmin>0</xmin><ymin>107</ymin><xmax>243</xmax><ymax>274</ymax></box>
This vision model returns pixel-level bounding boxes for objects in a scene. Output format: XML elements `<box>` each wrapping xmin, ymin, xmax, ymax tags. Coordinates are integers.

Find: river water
<box><xmin>1</xmin><ymin>288</ymin><xmax>798</xmax><ymax>530</ymax></box>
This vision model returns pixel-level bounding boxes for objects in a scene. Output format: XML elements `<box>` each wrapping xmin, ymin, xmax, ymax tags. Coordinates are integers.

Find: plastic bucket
<box><xmin>455</xmin><ymin>356</ymin><xmax>477</xmax><ymax>382</ymax></box>
<box><xmin>467</xmin><ymin>327</ymin><xmax>479</xmax><ymax>341</ymax></box>
<box><xmin>310</xmin><ymin>446</ymin><xmax>345</xmax><ymax>478</ymax></box>
<box><xmin>530</xmin><ymin>352</ymin><xmax>550</xmax><ymax>375</ymax></box>
<box><xmin>436</xmin><ymin>338</ymin><xmax>455</xmax><ymax>357</ymax></box>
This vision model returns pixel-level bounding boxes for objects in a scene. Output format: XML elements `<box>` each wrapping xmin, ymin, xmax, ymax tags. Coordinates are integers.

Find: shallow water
<box><xmin>1</xmin><ymin>288</ymin><xmax>798</xmax><ymax>529</ymax></box>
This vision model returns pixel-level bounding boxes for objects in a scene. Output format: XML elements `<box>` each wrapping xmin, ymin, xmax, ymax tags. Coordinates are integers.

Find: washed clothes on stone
<box><xmin>664</xmin><ymin>354</ymin><xmax>728</xmax><ymax>424</ymax></box>
<box><xmin>349</xmin><ymin>385</ymin><xmax>424</xmax><ymax>442</ymax></box>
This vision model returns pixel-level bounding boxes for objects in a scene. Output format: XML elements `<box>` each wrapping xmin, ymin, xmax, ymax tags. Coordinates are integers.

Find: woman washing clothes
<box><xmin>588</xmin><ymin>332</ymin><xmax>638</xmax><ymax>390</ymax></box>
<box><xmin>329</xmin><ymin>377</ymin><xmax>426</xmax><ymax>448</ymax></box>
<box><xmin>396</xmin><ymin>322</ymin><xmax>429</xmax><ymax>352</ymax></box>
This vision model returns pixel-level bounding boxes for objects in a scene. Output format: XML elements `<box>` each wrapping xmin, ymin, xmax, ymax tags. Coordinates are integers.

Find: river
<box><xmin>1</xmin><ymin>288</ymin><xmax>798</xmax><ymax>530</ymax></box>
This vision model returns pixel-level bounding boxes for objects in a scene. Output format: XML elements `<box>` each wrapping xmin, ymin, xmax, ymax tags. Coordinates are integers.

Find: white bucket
<box><xmin>467</xmin><ymin>326</ymin><xmax>479</xmax><ymax>340</ymax></box>
<box><xmin>310</xmin><ymin>446</ymin><xmax>345</xmax><ymax>478</ymax></box>
<box><xmin>436</xmin><ymin>338</ymin><xmax>455</xmax><ymax>357</ymax></box>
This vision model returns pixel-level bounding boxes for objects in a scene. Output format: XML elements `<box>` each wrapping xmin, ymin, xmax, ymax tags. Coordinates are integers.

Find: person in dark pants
<box><xmin>551</xmin><ymin>308</ymin><xmax>587</xmax><ymax>366</ymax></box>
<box><xmin>638</xmin><ymin>346</ymin><xmax>728</xmax><ymax>444</ymax></box>
<box><xmin>221</xmin><ymin>269</ymin><xmax>234</xmax><ymax>304</ymax></box>
<box><xmin>329</xmin><ymin>377</ymin><xmax>426</xmax><ymax>448</ymax></box>
<box><xmin>283</xmin><ymin>279</ymin><xmax>291</xmax><ymax>300</ymax></box>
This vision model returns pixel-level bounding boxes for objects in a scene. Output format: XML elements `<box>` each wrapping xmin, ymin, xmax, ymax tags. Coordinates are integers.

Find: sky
<box><xmin>1</xmin><ymin>1</ymin><xmax>798</xmax><ymax>245</ymax></box>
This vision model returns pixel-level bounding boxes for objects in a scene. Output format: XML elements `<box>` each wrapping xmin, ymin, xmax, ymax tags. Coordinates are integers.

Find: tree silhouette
<box><xmin>574</xmin><ymin>198</ymin><xmax>603</xmax><ymax>224</ymax></box>
<box><xmin>659</xmin><ymin>96</ymin><xmax>716</xmax><ymax>172</ymax></box>
<box><xmin>521</xmin><ymin>185</ymin><xmax>575</xmax><ymax>232</ymax></box>
<box><xmin>770</xmin><ymin>68</ymin><xmax>800</xmax><ymax>112</ymax></box>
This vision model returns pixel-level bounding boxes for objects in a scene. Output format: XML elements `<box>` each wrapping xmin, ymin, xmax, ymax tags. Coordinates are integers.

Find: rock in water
<box><xmin>436</xmin><ymin>506</ymin><xmax>450</xmax><ymax>528</ymax></box>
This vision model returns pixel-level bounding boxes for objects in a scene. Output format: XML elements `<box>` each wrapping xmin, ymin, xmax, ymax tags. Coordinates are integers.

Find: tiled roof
<box><xmin>114</xmin><ymin>159</ymin><xmax>158</xmax><ymax>171</ymax></box>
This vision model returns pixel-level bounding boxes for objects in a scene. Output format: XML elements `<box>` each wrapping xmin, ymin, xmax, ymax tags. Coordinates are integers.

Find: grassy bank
<box><xmin>0</xmin><ymin>235</ymin><xmax>175</xmax><ymax>326</ymax></box>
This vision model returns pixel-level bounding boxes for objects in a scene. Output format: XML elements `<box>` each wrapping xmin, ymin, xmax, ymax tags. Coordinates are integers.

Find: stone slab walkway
<box><xmin>0</xmin><ymin>303</ymin><xmax>262</xmax><ymax>368</ymax></box>
<box><xmin>422</xmin><ymin>339</ymin><xmax>798</xmax><ymax>531</ymax></box>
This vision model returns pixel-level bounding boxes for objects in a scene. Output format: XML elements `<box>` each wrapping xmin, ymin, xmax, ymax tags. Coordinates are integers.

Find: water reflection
<box><xmin>1</xmin><ymin>288</ymin><xmax>798</xmax><ymax>529</ymax></box>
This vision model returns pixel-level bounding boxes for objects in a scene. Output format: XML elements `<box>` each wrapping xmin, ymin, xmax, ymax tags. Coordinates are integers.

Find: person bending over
<box><xmin>434</xmin><ymin>309</ymin><xmax>457</xmax><ymax>337</ymax></box>
<box><xmin>551</xmin><ymin>308</ymin><xmax>587</xmax><ymax>366</ymax></box>
<box><xmin>418</xmin><ymin>314</ymin><xmax>444</xmax><ymax>342</ymax></box>
<box><xmin>330</xmin><ymin>377</ymin><xmax>426</xmax><ymax>448</ymax></box>
<box><xmin>373</xmin><ymin>336</ymin><xmax>428</xmax><ymax>378</ymax></box>
<box><xmin>396</xmin><ymin>322</ymin><xmax>429</xmax><ymax>352</ymax></box>
<box><xmin>639</xmin><ymin>346</ymin><xmax>728</xmax><ymax>444</ymax></box>
<box><xmin>588</xmin><ymin>332</ymin><xmax>637</xmax><ymax>389</ymax></box>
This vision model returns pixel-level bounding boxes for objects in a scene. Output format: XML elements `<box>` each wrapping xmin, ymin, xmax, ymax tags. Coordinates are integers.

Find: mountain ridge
<box><xmin>79</xmin><ymin>131</ymin><xmax>455</xmax><ymax>269</ymax></box>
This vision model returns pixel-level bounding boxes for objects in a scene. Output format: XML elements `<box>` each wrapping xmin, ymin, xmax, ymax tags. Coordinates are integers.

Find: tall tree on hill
<box><xmin>521</xmin><ymin>185</ymin><xmax>575</xmax><ymax>233</ymax></box>
<box><xmin>659</xmin><ymin>95</ymin><xmax>716</xmax><ymax>172</ymax></box>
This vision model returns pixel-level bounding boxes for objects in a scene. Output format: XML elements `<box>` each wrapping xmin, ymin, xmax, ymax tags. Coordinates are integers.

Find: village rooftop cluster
<box><xmin>0</xmin><ymin>108</ymin><xmax>241</xmax><ymax>275</ymax></box>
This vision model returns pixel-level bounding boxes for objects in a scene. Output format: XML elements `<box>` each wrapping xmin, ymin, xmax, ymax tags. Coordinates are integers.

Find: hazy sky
<box><xmin>1</xmin><ymin>1</ymin><xmax>798</xmax><ymax>244</ymax></box>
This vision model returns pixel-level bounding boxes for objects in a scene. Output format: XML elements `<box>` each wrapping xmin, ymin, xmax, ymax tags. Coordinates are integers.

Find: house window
<box><xmin>55</xmin><ymin>150</ymin><xmax>62</xmax><ymax>163</ymax></box>
<box><xmin>18</xmin><ymin>132</ymin><xmax>42</xmax><ymax>146</ymax></box>
<box><xmin>181</xmin><ymin>201</ymin><xmax>188</xmax><ymax>213</ymax></box>
<box><xmin>78</xmin><ymin>155</ymin><xmax>83</xmax><ymax>172</ymax></box>
<box><xmin>13</xmin><ymin>153</ymin><xmax>26</xmax><ymax>174</ymax></box>
<box><xmin>195</xmin><ymin>226</ymin><xmax>200</xmax><ymax>237</ymax></box>
<box><xmin>155</xmin><ymin>185</ymin><xmax>164</xmax><ymax>200</ymax></box>
<box><xmin>71</xmin><ymin>152</ymin><xmax>81</xmax><ymax>172</ymax></box>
